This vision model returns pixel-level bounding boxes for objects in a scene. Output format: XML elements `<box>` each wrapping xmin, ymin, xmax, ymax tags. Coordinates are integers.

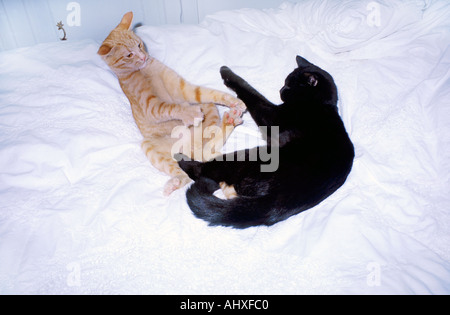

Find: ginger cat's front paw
<box><xmin>229</xmin><ymin>99</ymin><xmax>247</xmax><ymax>113</ymax></box>
<box><xmin>182</xmin><ymin>105</ymin><xmax>204</xmax><ymax>127</ymax></box>
<box><xmin>223</xmin><ymin>94</ymin><xmax>246</xmax><ymax>112</ymax></box>
<box><xmin>223</xmin><ymin>109</ymin><xmax>243</xmax><ymax>127</ymax></box>
<box><xmin>233</xmin><ymin>99</ymin><xmax>247</xmax><ymax>112</ymax></box>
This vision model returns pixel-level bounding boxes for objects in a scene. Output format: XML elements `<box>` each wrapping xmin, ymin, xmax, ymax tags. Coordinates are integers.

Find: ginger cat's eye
<box><xmin>127</xmin><ymin>52</ymin><xmax>134</xmax><ymax>58</ymax></box>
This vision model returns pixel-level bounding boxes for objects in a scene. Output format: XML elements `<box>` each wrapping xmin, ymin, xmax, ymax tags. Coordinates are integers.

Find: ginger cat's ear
<box><xmin>98</xmin><ymin>44</ymin><xmax>112</xmax><ymax>56</ymax></box>
<box><xmin>118</xmin><ymin>12</ymin><xmax>133</xmax><ymax>30</ymax></box>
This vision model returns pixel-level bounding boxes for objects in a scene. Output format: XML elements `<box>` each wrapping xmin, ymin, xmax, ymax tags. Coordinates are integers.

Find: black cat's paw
<box><xmin>220</xmin><ymin>66</ymin><xmax>233</xmax><ymax>78</ymax></box>
<box><xmin>220</xmin><ymin>66</ymin><xmax>239</xmax><ymax>89</ymax></box>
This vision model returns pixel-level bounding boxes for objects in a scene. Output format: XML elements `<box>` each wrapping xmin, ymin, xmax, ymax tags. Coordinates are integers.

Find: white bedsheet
<box><xmin>1</xmin><ymin>0</ymin><xmax>449</xmax><ymax>294</ymax></box>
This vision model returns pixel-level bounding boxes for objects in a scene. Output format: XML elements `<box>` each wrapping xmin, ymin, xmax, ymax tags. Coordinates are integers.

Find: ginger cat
<box><xmin>98</xmin><ymin>12</ymin><xmax>246</xmax><ymax>195</ymax></box>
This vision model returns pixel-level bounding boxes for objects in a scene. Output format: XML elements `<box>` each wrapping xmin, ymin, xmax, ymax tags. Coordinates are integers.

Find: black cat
<box><xmin>177</xmin><ymin>56</ymin><xmax>354</xmax><ymax>229</ymax></box>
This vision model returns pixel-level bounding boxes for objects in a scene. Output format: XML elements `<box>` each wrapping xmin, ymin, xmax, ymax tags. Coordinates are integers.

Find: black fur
<box><xmin>178</xmin><ymin>56</ymin><xmax>354</xmax><ymax>229</ymax></box>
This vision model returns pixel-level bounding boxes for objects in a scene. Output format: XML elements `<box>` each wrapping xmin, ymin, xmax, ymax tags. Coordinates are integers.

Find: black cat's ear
<box><xmin>296</xmin><ymin>56</ymin><xmax>312</xmax><ymax>67</ymax></box>
<box><xmin>305</xmin><ymin>73</ymin><xmax>319</xmax><ymax>87</ymax></box>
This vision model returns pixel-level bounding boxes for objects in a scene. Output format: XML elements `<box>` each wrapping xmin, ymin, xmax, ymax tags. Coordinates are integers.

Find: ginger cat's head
<box><xmin>98</xmin><ymin>12</ymin><xmax>149</xmax><ymax>76</ymax></box>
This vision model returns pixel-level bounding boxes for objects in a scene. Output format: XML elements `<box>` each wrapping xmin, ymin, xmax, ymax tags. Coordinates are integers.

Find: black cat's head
<box><xmin>280</xmin><ymin>56</ymin><xmax>338</xmax><ymax>107</ymax></box>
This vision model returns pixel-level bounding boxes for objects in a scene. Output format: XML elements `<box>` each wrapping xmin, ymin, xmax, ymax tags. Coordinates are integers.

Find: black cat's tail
<box><xmin>176</xmin><ymin>153</ymin><xmax>280</xmax><ymax>229</ymax></box>
<box><xmin>185</xmin><ymin>177</ymin><xmax>276</xmax><ymax>229</ymax></box>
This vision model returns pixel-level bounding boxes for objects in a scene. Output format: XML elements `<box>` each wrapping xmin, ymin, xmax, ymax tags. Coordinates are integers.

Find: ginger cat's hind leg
<box><xmin>199</xmin><ymin>103</ymin><xmax>243</xmax><ymax>161</ymax></box>
<box><xmin>142</xmin><ymin>137</ymin><xmax>191</xmax><ymax>196</ymax></box>
<box><xmin>164</xmin><ymin>175</ymin><xmax>191</xmax><ymax>196</ymax></box>
<box><xmin>220</xmin><ymin>182</ymin><xmax>238</xmax><ymax>199</ymax></box>
<box><xmin>141</xmin><ymin>105</ymin><xmax>243</xmax><ymax>196</ymax></box>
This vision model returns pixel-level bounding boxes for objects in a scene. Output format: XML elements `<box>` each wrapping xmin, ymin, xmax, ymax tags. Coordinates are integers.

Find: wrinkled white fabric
<box><xmin>0</xmin><ymin>0</ymin><xmax>449</xmax><ymax>294</ymax></box>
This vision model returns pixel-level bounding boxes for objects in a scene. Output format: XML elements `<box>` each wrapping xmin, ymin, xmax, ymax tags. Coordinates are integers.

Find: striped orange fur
<box><xmin>98</xmin><ymin>12</ymin><xmax>246</xmax><ymax>196</ymax></box>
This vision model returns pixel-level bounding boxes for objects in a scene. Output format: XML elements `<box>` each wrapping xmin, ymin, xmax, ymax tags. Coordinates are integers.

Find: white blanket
<box><xmin>1</xmin><ymin>0</ymin><xmax>449</xmax><ymax>294</ymax></box>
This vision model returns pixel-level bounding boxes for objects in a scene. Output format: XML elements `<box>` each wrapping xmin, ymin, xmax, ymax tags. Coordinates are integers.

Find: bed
<box><xmin>1</xmin><ymin>0</ymin><xmax>449</xmax><ymax>294</ymax></box>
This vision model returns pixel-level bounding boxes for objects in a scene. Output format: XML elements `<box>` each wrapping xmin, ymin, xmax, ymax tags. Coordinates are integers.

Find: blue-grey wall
<box><xmin>0</xmin><ymin>0</ymin><xmax>303</xmax><ymax>51</ymax></box>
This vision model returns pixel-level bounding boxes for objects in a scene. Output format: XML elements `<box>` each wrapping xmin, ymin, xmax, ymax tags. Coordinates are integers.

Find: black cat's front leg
<box><xmin>220</xmin><ymin>66</ymin><xmax>279</xmax><ymax>127</ymax></box>
<box><xmin>220</xmin><ymin>67</ymin><xmax>270</xmax><ymax>106</ymax></box>
<box><xmin>220</xmin><ymin>66</ymin><xmax>252</xmax><ymax>94</ymax></box>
